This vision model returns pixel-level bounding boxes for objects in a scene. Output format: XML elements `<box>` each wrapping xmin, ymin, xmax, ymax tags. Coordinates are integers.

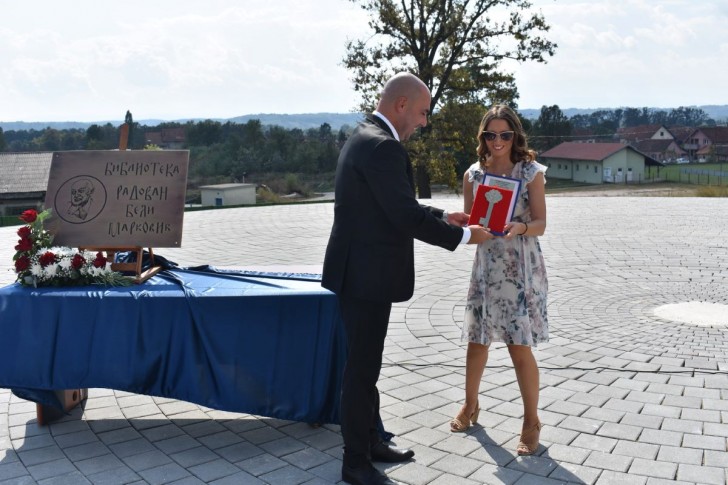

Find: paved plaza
<box><xmin>1</xmin><ymin>195</ymin><xmax>728</xmax><ymax>485</ymax></box>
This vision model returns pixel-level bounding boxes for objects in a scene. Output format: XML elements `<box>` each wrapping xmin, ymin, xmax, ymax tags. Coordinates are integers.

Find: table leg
<box><xmin>36</xmin><ymin>389</ymin><xmax>88</xmax><ymax>426</ymax></box>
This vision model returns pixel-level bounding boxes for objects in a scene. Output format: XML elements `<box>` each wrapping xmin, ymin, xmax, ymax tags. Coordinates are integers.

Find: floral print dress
<box><xmin>463</xmin><ymin>160</ymin><xmax>549</xmax><ymax>347</ymax></box>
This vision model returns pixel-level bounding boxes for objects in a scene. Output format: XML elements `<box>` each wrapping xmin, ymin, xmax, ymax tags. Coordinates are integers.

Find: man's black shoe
<box><xmin>370</xmin><ymin>442</ymin><xmax>415</xmax><ymax>463</ymax></box>
<box><xmin>342</xmin><ymin>463</ymin><xmax>397</xmax><ymax>485</ymax></box>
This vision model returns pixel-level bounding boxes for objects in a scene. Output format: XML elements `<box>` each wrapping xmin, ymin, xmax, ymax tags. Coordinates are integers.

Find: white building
<box><xmin>199</xmin><ymin>183</ymin><xmax>256</xmax><ymax>207</ymax></box>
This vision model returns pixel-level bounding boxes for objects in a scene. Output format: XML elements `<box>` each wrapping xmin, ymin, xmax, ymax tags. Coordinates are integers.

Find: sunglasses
<box><xmin>483</xmin><ymin>131</ymin><xmax>515</xmax><ymax>142</ymax></box>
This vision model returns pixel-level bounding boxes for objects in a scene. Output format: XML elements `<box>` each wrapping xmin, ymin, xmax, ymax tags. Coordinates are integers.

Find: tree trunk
<box><xmin>416</xmin><ymin>165</ymin><xmax>432</xmax><ymax>199</ymax></box>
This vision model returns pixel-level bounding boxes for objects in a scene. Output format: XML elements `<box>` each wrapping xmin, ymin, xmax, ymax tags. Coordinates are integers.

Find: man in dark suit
<box><xmin>322</xmin><ymin>72</ymin><xmax>491</xmax><ymax>485</ymax></box>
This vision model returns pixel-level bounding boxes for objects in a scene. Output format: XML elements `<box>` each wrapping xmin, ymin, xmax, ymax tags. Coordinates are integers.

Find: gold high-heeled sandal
<box><xmin>516</xmin><ymin>421</ymin><xmax>542</xmax><ymax>455</ymax></box>
<box><xmin>450</xmin><ymin>402</ymin><xmax>480</xmax><ymax>433</ymax></box>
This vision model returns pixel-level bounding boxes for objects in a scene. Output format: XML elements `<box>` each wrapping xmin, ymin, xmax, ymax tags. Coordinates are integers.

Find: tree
<box><xmin>530</xmin><ymin>105</ymin><xmax>571</xmax><ymax>151</ymax></box>
<box><xmin>187</xmin><ymin>119</ymin><xmax>222</xmax><ymax>146</ymax></box>
<box><xmin>667</xmin><ymin>106</ymin><xmax>711</xmax><ymax>127</ymax></box>
<box><xmin>343</xmin><ymin>0</ymin><xmax>557</xmax><ymax>196</ymax></box>
<box><xmin>125</xmin><ymin>110</ymin><xmax>134</xmax><ymax>148</ymax></box>
<box><xmin>622</xmin><ymin>107</ymin><xmax>651</xmax><ymax>128</ymax></box>
<box><xmin>0</xmin><ymin>127</ymin><xmax>6</xmax><ymax>152</ymax></box>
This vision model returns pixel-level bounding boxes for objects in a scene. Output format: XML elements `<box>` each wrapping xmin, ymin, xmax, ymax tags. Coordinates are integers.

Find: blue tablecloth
<box><xmin>0</xmin><ymin>268</ymin><xmax>347</xmax><ymax>424</ymax></box>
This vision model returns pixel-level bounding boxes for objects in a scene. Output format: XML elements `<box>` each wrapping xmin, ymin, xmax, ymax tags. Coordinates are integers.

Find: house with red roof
<box><xmin>689</xmin><ymin>127</ymin><xmax>728</xmax><ymax>162</ymax></box>
<box><xmin>540</xmin><ymin>142</ymin><xmax>661</xmax><ymax>184</ymax></box>
<box><xmin>615</xmin><ymin>124</ymin><xmax>672</xmax><ymax>144</ymax></box>
<box><xmin>632</xmin><ymin>138</ymin><xmax>686</xmax><ymax>163</ymax></box>
<box><xmin>144</xmin><ymin>127</ymin><xmax>186</xmax><ymax>149</ymax></box>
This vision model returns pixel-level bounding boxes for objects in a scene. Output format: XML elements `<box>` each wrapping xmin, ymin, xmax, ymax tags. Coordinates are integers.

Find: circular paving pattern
<box><xmin>653</xmin><ymin>302</ymin><xmax>728</xmax><ymax>327</ymax></box>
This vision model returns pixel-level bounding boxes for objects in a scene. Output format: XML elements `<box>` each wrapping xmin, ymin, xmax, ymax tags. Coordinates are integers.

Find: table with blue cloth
<box><xmin>0</xmin><ymin>267</ymin><xmax>347</xmax><ymax>425</ymax></box>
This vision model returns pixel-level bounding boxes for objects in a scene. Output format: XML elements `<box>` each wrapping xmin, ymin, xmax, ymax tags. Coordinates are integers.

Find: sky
<box><xmin>1</xmin><ymin>0</ymin><xmax>726</xmax><ymax>123</ymax></box>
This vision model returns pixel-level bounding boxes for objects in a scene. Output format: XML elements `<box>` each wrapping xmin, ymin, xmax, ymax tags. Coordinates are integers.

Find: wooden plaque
<box><xmin>44</xmin><ymin>150</ymin><xmax>189</xmax><ymax>247</ymax></box>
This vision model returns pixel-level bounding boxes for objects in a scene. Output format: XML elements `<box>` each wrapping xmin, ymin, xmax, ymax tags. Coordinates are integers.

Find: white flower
<box><xmin>44</xmin><ymin>264</ymin><xmax>60</xmax><ymax>277</ymax></box>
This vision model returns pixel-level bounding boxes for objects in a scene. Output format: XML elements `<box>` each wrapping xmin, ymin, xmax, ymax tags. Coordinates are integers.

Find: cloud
<box><xmin>0</xmin><ymin>0</ymin><xmax>368</xmax><ymax>121</ymax></box>
<box><xmin>510</xmin><ymin>0</ymin><xmax>728</xmax><ymax>109</ymax></box>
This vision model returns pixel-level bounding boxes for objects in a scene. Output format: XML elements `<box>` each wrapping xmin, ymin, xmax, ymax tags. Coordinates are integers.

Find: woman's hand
<box><xmin>503</xmin><ymin>221</ymin><xmax>527</xmax><ymax>240</ymax></box>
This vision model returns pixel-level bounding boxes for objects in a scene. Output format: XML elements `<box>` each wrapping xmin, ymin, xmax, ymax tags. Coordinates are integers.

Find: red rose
<box><xmin>92</xmin><ymin>252</ymin><xmax>107</xmax><ymax>268</ymax></box>
<box><xmin>71</xmin><ymin>254</ymin><xmax>86</xmax><ymax>270</ymax></box>
<box><xmin>14</xmin><ymin>237</ymin><xmax>33</xmax><ymax>252</ymax></box>
<box><xmin>14</xmin><ymin>255</ymin><xmax>31</xmax><ymax>272</ymax></box>
<box><xmin>39</xmin><ymin>251</ymin><xmax>56</xmax><ymax>267</ymax></box>
<box><xmin>19</xmin><ymin>209</ymin><xmax>38</xmax><ymax>223</ymax></box>
<box><xmin>17</xmin><ymin>226</ymin><xmax>31</xmax><ymax>238</ymax></box>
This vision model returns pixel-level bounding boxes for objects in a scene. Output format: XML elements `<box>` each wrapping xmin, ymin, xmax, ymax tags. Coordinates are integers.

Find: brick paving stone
<box><xmin>611</xmin><ymin>441</ymin><xmax>659</xmax><ymax>460</ymax></box>
<box><xmin>583</xmin><ymin>451</ymin><xmax>632</xmax><ymax>473</ymax></box>
<box><xmin>207</xmin><ymin>470</ymin><xmax>265</xmax><ymax>484</ymax></box>
<box><xmin>215</xmin><ymin>442</ymin><xmax>264</xmax><ymax>463</ymax></box>
<box><xmin>169</xmin><ymin>446</ymin><xmax>219</xmax><ymax>468</ymax></box>
<box><xmin>655</xmin><ymin>445</ymin><xmax>703</xmax><ymax>465</ymax></box>
<box><xmin>154</xmin><ymin>435</ymin><xmax>200</xmax><ymax>455</ymax></box>
<box><xmin>122</xmin><ymin>449</ymin><xmax>174</xmax><ymax>472</ymax></box>
<box><xmin>703</xmin><ymin>449</ymin><xmax>728</xmax><ymax>468</ymax></box>
<box><xmin>682</xmin><ymin>432</ymin><xmax>726</xmax><ymax>451</ymax></box>
<box><xmin>429</xmin><ymin>454</ymin><xmax>483</xmax><ymax>477</ymax></box>
<box><xmin>628</xmin><ymin>458</ymin><xmax>677</xmax><ymax>479</ymax></box>
<box><xmin>596</xmin><ymin>470</ymin><xmax>648</xmax><ymax>485</ymax></box>
<box><xmin>581</xmin><ymin>407</ymin><xmax>625</xmax><ymax>424</ymax></box>
<box><xmin>643</xmin><ymin>479</ymin><xmax>693</xmax><ymax>485</ymax></box>
<box><xmin>108</xmin><ymin>437</ymin><xmax>157</xmax><ymax>459</ymax></box>
<box><xmin>547</xmin><ymin>461</ymin><xmax>602</xmax><ymax>485</ymax></box>
<box><xmin>542</xmin><ymin>443</ymin><xmax>590</xmax><ymax>465</ymax></box>
<box><xmin>37</xmin><ymin>470</ymin><xmax>92</xmax><ymax>484</ymax></box>
<box><xmin>27</xmin><ymin>458</ymin><xmax>77</xmax><ymax>481</ymax></box>
<box><xmin>570</xmin><ymin>434</ymin><xmax>618</xmax><ymax>453</ymax></box>
<box><xmin>595</xmin><ymin>422</ymin><xmax>642</xmax><ymax>441</ymax></box>
<box><xmin>236</xmin><ymin>453</ymin><xmax>287</xmax><ymax>477</ymax></box>
<box><xmin>559</xmin><ymin>416</ymin><xmax>603</xmax><ymax>435</ymax></box>
<box><xmin>676</xmin><ymin>463</ymin><xmax>726</xmax><ymax>485</ymax></box>
<box><xmin>0</xmin><ymin>460</ymin><xmax>30</xmax><ymax>482</ymax></box>
<box><xmin>388</xmin><ymin>462</ymin><xmax>443</xmax><ymax>485</ymax></box>
<box><xmin>186</xmin><ymin>458</ymin><xmax>241</xmax><ymax>482</ymax></box>
<box><xmin>74</xmin><ymin>453</ymin><xmax>125</xmax><ymax>476</ymax></box>
<box><xmin>680</xmin><ymin>408</ymin><xmax>722</xmax><ymax>423</ymax></box>
<box><xmin>136</xmin><ymin>462</ymin><xmax>190</xmax><ymax>485</ymax></box>
<box><xmin>85</xmin><ymin>465</ymin><xmax>141</xmax><ymax>485</ymax></box>
<box><xmin>620</xmin><ymin>412</ymin><xmax>663</xmax><ymax>430</ymax></box>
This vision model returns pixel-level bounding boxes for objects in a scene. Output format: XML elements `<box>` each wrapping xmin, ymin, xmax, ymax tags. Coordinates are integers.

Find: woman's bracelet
<box><xmin>521</xmin><ymin>222</ymin><xmax>528</xmax><ymax>235</ymax></box>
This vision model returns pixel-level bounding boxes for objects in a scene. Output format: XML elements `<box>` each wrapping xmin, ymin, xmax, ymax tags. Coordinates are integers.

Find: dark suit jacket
<box><xmin>322</xmin><ymin>115</ymin><xmax>464</xmax><ymax>303</ymax></box>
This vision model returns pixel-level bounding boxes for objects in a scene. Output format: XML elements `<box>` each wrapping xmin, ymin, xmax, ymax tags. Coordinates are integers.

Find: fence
<box><xmin>645</xmin><ymin>163</ymin><xmax>728</xmax><ymax>186</ymax></box>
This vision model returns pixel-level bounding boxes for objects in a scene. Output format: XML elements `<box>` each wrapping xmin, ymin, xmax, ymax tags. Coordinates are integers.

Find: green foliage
<box><xmin>0</xmin><ymin>127</ymin><xmax>6</xmax><ymax>151</ymax></box>
<box><xmin>408</xmin><ymin>102</ymin><xmax>486</xmax><ymax>189</ymax></box>
<box><xmin>530</xmin><ymin>105</ymin><xmax>572</xmax><ymax>151</ymax></box>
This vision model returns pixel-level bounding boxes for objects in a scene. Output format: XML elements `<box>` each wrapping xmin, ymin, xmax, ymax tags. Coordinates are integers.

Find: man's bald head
<box><xmin>375</xmin><ymin>72</ymin><xmax>431</xmax><ymax>141</ymax></box>
<box><xmin>378</xmin><ymin>73</ymin><xmax>428</xmax><ymax>106</ymax></box>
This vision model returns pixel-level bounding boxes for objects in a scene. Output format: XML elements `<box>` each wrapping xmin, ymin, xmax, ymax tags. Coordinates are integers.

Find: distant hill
<box><xmin>0</xmin><ymin>112</ymin><xmax>365</xmax><ymax>132</ymax></box>
<box><xmin>520</xmin><ymin>105</ymin><xmax>728</xmax><ymax>121</ymax></box>
<box><xmin>2</xmin><ymin>106</ymin><xmax>725</xmax><ymax>132</ymax></box>
<box><xmin>228</xmin><ymin>113</ymin><xmax>364</xmax><ymax>130</ymax></box>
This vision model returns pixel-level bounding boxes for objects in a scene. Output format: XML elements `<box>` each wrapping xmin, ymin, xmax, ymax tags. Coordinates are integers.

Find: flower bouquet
<box><xmin>12</xmin><ymin>209</ymin><xmax>134</xmax><ymax>287</ymax></box>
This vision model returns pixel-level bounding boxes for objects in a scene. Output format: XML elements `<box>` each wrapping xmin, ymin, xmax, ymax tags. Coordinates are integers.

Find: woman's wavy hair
<box><xmin>476</xmin><ymin>105</ymin><xmax>536</xmax><ymax>166</ymax></box>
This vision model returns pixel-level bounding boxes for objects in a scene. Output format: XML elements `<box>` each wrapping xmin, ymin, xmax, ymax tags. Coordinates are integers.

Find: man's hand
<box><xmin>446</xmin><ymin>211</ymin><xmax>470</xmax><ymax>227</ymax></box>
<box><xmin>467</xmin><ymin>225</ymin><xmax>493</xmax><ymax>244</ymax></box>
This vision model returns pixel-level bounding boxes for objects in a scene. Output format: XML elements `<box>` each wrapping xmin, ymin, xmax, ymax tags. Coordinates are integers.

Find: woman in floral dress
<box><xmin>450</xmin><ymin>105</ymin><xmax>548</xmax><ymax>456</ymax></box>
